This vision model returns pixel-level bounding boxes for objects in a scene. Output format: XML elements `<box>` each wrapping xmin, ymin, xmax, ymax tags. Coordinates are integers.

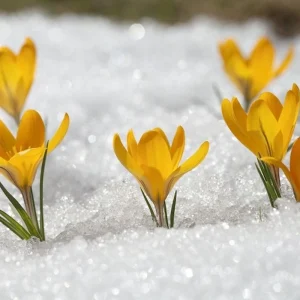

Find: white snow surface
<box><xmin>0</xmin><ymin>11</ymin><xmax>299</xmax><ymax>300</ymax></box>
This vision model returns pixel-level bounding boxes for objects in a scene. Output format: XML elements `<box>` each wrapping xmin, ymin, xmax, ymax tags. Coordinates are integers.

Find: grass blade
<box><xmin>170</xmin><ymin>190</ymin><xmax>177</xmax><ymax>228</ymax></box>
<box><xmin>0</xmin><ymin>214</ymin><xmax>27</xmax><ymax>240</ymax></box>
<box><xmin>39</xmin><ymin>141</ymin><xmax>49</xmax><ymax>241</ymax></box>
<box><xmin>0</xmin><ymin>182</ymin><xmax>41</xmax><ymax>238</ymax></box>
<box><xmin>140</xmin><ymin>188</ymin><xmax>158</xmax><ymax>226</ymax></box>
<box><xmin>163</xmin><ymin>201</ymin><xmax>169</xmax><ymax>229</ymax></box>
<box><xmin>0</xmin><ymin>210</ymin><xmax>31</xmax><ymax>239</ymax></box>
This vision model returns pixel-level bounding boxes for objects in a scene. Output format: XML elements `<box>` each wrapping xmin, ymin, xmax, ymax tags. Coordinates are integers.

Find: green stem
<box><xmin>22</xmin><ymin>187</ymin><xmax>39</xmax><ymax>233</ymax></box>
<box><xmin>39</xmin><ymin>143</ymin><xmax>49</xmax><ymax>241</ymax></box>
<box><xmin>155</xmin><ymin>203</ymin><xmax>164</xmax><ymax>228</ymax></box>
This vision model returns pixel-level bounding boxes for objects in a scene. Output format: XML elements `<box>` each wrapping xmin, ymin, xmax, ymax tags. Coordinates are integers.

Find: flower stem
<box><xmin>155</xmin><ymin>203</ymin><xmax>165</xmax><ymax>228</ymax></box>
<box><xmin>22</xmin><ymin>187</ymin><xmax>39</xmax><ymax>232</ymax></box>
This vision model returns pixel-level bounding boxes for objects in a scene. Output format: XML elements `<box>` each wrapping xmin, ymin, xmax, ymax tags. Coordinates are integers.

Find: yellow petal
<box><xmin>170</xmin><ymin>126</ymin><xmax>185</xmax><ymax>169</ymax></box>
<box><xmin>140</xmin><ymin>165</ymin><xmax>166</xmax><ymax>204</ymax></box>
<box><xmin>6</xmin><ymin>147</ymin><xmax>45</xmax><ymax>188</ymax></box>
<box><xmin>0</xmin><ymin>120</ymin><xmax>15</xmax><ymax>159</ymax></box>
<box><xmin>16</xmin><ymin>109</ymin><xmax>45</xmax><ymax>151</ymax></box>
<box><xmin>48</xmin><ymin>113</ymin><xmax>70</xmax><ymax>152</ymax></box>
<box><xmin>219</xmin><ymin>39</ymin><xmax>249</xmax><ymax>94</ymax></box>
<box><xmin>152</xmin><ymin>128</ymin><xmax>170</xmax><ymax>149</ymax></box>
<box><xmin>127</xmin><ymin>129</ymin><xmax>138</xmax><ymax>159</ymax></box>
<box><xmin>247</xmin><ymin>100</ymin><xmax>280</xmax><ymax>156</ymax></box>
<box><xmin>290</xmin><ymin>138</ymin><xmax>300</xmax><ymax>200</ymax></box>
<box><xmin>232</xmin><ymin>97</ymin><xmax>247</xmax><ymax>130</ymax></box>
<box><xmin>221</xmin><ymin>98</ymin><xmax>256</xmax><ymax>154</ymax></box>
<box><xmin>171</xmin><ymin>141</ymin><xmax>209</xmax><ymax>182</ymax></box>
<box><xmin>292</xmin><ymin>83</ymin><xmax>300</xmax><ymax>97</ymax></box>
<box><xmin>137</xmin><ymin>130</ymin><xmax>172</xmax><ymax>178</ymax></box>
<box><xmin>258</xmin><ymin>92</ymin><xmax>282</xmax><ymax>120</ymax></box>
<box><xmin>113</xmin><ymin>133</ymin><xmax>143</xmax><ymax>178</ymax></box>
<box><xmin>278</xmin><ymin>90</ymin><xmax>298</xmax><ymax>154</ymax></box>
<box><xmin>0</xmin><ymin>47</ymin><xmax>19</xmax><ymax>116</ymax></box>
<box><xmin>248</xmin><ymin>38</ymin><xmax>274</xmax><ymax>99</ymax></box>
<box><xmin>274</xmin><ymin>47</ymin><xmax>294</xmax><ymax>77</ymax></box>
<box><xmin>219</xmin><ymin>39</ymin><xmax>244</xmax><ymax>62</ymax></box>
<box><xmin>16</xmin><ymin>38</ymin><xmax>36</xmax><ymax>114</ymax></box>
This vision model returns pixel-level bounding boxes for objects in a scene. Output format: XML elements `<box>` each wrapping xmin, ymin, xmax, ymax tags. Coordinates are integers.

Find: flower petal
<box><xmin>0</xmin><ymin>120</ymin><xmax>15</xmax><ymax>159</ymax></box>
<box><xmin>16</xmin><ymin>38</ymin><xmax>36</xmax><ymax>114</ymax></box>
<box><xmin>258</xmin><ymin>92</ymin><xmax>282</xmax><ymax>120</ymax></box>
<box><xmin>127</xmin><ymin>129</ymin><xmax>138</xmax><ymax>159</ymax></box>
<box><xmin>0</xmin><ymin>47</ymin><xmax>19</xmax><ymax>116</ymax></box>
<box><xmin>247</xmin><ymin>100</ymin><xmax>280</xmax><ymax>156</ymax></box>
<box><xmin>171</xmin><ymin>141</ymin><xmax>209</xmax><ymax>182</ymax></box>
<box><xmin>137</xmin><ymin>130</ymin><xmax>172</xmax><ymax>178</ymax></box>
<box><xmin>274</xmin><ymin>47</ymin><xmax>294</xmax><ymax>77</ymax></box>
<box><xmin>219</xmin><ymin>39</ymin><xmax>249</xmax><ymax>94</ymax></box>
<box><xmin>7</xmin><ymin>147</ymin><xmax>45</xmax><ymax>188</ymax></box>
<box><xmin>278</xmin><ymin>90</ymin><xmax>299</xmax><ymax>154</ymax></box>
<box><xmin>170</xmin><ymin>126</ymin><xmax>185</xmax><ymax>169</ymax></box>
<box><xmin>248</xmin><ymin>37</ymin><xmax>274</xmax><ymax>99</ymax></box>
<box><xmin>48</xmin><ymin>113</ymin><xmax>70</xmax><ymax>152</ymax></box>
<box><xmin>152</xmin><ymin>128</ymin><xmax>170</xmax><ymax>149</ymax></box>
<box><xmin>113</xmin><ymin>133</ymin><xmax>142</xmax><ymax>178</ymax></box>
<box><xmin>222</xmin><ymin>98</ymin><xmax>256</xmax><ymax>154</ymax></box>
<box><xmin>289</xmin><ymin>138</ymin><xmax>300</xmax><ymax>200</ymax></box>
<box><xmin>140</xmin><ymin>165</ymin><xmax>166</xmax><ymax>204</ymax></box>
<box><xmin>16</xmin><ymin>109</ymin><xmax>45</xmax><ymax>151</ymax></box>
<box><xmin>219</xmin><ymin>39</ymin><xmax>244</xmax><ymax>62</ymax></box>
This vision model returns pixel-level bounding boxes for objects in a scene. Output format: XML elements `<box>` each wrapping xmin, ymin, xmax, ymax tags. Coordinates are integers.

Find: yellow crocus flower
<box><xmin>219</xmin><ymin>37</ymin><xmax>294</xmax><ymax>106</ymax></box>
<box><xmin>0</xmin><ymin>38</ymin><xmax>36</xmax><ymax>123</ymax></box>
<box><xmin>262</xmin><ymin>138</ymin><xmax>300</xmax><ymax>201</ymax></box>
<box><xmin>113</xmin><ymin>126</ymin><xmax>209</xmax><ymax>226</ymax></box>
<box><xmin>0</xmin><ymin>109</ymin><xmax>69</xmax><ymax>213</ymax></box>
<box><xmin>221</xmin><ymin>84</ymin><xmax>300</xmax><ymax>186</ymax></box>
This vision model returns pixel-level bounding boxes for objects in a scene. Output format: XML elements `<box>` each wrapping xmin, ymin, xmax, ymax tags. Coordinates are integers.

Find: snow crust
<box><xmin>0</xmin><ymin>11</ymin><xmax>299</xmax><ymax>299</ymax></box>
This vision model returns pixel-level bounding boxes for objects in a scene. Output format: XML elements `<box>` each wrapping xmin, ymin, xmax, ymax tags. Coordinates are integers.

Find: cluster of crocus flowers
<box><xmin>0</xmin><ymin>38</ymin><xmax>36</xmax><ymax>124</ymax></box>
<box><xmin>0</xmin><ymin>110</ymin><xmax>69</xmax><ymax>240</ymax></box>
<box><xmin>219</xmin><ymin>37</ymin><xmax>294</xmax><ymax>109</ymax></box>
<box><xmin>113</xmin><ymin>126</ymin><xmax>209</xmax><ymax>227</ymax></box>
<box><xmin>221</xmin><ymin>84</ymin><xmax>300</xmax><ymax>206</ymax></box>
<box><xmin>0</xmin><ymin>37</ymin><xmax>71</xmax><ymax>241</ymax></box>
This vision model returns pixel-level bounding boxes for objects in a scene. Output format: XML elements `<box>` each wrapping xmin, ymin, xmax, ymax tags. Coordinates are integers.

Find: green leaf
<box><xmin>0</xmin><ymin>214</ymin><xmax>26</xmax><ymax>240</ymax></box>
<box><xmin>288</xmin><ymin>141</ymin><xmax>295</xmax><ymax>152</ymax></box>
<box><xmin>0</xmin><ymin>182</ymin><xmax>41</xmax><ymax>239</ymax></box>
<box><xmin>140</xmin><ymin>188</ymin><xmax>158</xmax><ymax>226</ymax></box>
<box><xmin>0</xmin><ymin>210</ymin><xmax>31</xmax><ymax>239</ymax></box>
<box><xmin>39</xmin><ymin>142</ymin><xmax>49</xmax><ymax>241</ymax></box>
<box><xmin>255</xmin><ymin>158</ymin><xmax>281</xmax><ymax>208</ymax></box>
<box><xmin>170</xmin><ymin>190</ymin><xmax>177</xmax><ymax>228</ymax></box>
<box><xmin>163</xmin><ymin>201</ymin><xmax>169</xmax><ymax>229</ymax></box>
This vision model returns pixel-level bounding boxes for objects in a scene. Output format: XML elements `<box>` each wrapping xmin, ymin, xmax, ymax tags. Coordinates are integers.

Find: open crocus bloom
<box><xmin>262</xmin><ymin>138</ymin><xmax>300</xmax><ymax>201</ymax></box>
<box><xmin>222</xmin><ymin>84</ymin><xmax>300</xmax><ymax>161</ymax></box>
<box><xmin>0</xmin><ymin>38</ymin><xmax>36</xmax><ymax>123</ymax></box>
<box><xmin>0</xmin><ymin>109</ymin><xmax>69</xmax><ymax>191</ymax></box>
<box><xmin>113</xmin><ymin>126</ymin><xmax>209</xmax><ymax>225</ymax></box>
<box><xmin>219</xmin><ymin>37</ymin><xmax>294</xmax><ymax>105</ymax></box>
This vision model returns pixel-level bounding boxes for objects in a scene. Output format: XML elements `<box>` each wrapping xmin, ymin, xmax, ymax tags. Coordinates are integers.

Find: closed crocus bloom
<box><xmin>222</xmin><ymin>84</ymin><xmax>300</xmax><ymax>187</ymax></box>
<box><xmin>262</xmin><ymin>138</ymin><xmax>300</xmax><ymax>201</ymax></box>
<box><xmin>113</xmin><ymin>126</ymin><xmax>209</xmax><ymax>226</ymax></box>
<box><xmin>0</xmin><ymin>38</ymin><xmax>36</xmax><ymax>123</ymax></box>
<box><xmin>219</xmin><ymin>37</ymin><xmax>294</xmax><ymax>107</ymax></box>
<box><xmin>222</xmin><ymin>84</ymin><xmax>299</xmax><ymax>160</ymax></box>
<box><xmin>0</xmin><ymin>110</ymin><xmax>69</xmax><ymax>212</ymax></box>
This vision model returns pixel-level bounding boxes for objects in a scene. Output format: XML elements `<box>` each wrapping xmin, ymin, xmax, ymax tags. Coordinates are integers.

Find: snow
<box><xmin>0</xmin><ymin>11</ymin><xmax>299</xmax><ymax>299</ymax></box>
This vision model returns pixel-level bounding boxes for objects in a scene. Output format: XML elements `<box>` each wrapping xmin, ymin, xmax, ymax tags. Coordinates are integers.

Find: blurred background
<box><xmin>1</xmin><ymin>0</ymin><xmax>300</xmax><ymax>36</ymax></box>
